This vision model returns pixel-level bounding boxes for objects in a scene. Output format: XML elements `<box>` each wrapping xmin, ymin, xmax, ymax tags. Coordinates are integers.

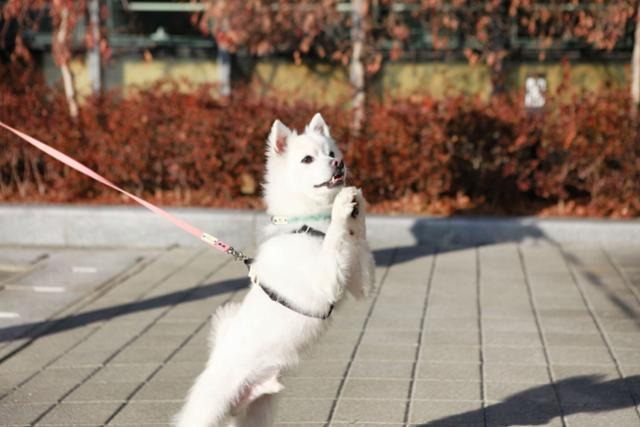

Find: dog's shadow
<box><xmin>416</xmin><ymin>374</ymin><xmax>640</xmax><ymax>426</ymax></box>
<box><xmin>373</xmin><ymin>217</ymin><xmax>549</xmax><ymax>266</ymax></box>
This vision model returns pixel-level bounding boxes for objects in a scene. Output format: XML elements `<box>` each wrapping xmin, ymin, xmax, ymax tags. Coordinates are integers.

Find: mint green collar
<box><xmin>271</xmin><ymin>212</ymin><xmax>331</xmax><ymax>225</ymax></box>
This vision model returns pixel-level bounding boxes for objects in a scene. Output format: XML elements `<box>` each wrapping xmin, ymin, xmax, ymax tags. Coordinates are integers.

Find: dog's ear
<box><xmin>268</xmin><ymin>119</ymin><xmax>292</xmax><ymax>154</ymax></box>
<box><xmin>307</xmin><ymin>113</ymin><xmax>330</xmax><ymax>138</ymax></box>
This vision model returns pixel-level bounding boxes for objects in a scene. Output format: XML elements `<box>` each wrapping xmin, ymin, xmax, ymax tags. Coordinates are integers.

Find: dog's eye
<box><xmin>329</xmin><ymin>151</ymin><xmax>335</xmax><ymax>158</ymax></box>
<box><xmin>301</xmin><ymin>155</ymin><xmax>314</xmax><ymax>164</ymax></box>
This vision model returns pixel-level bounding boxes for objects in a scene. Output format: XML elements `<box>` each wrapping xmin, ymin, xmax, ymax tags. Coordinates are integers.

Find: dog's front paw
<box><xmin>332</xmin><ymin>187</ymin><xmax>367</xmax><ymax>239</ymax></box>
<box><xmin>332</xmin><ymin>187</ymin><xmax>359</xmax><ymax>223</ymax></box>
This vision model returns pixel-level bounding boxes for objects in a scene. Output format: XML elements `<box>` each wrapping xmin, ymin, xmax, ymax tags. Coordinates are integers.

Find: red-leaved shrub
<box><xmin>1</xmin><ymin>67</ymin><xmax>638</xmax><ymax>217</ymax></box>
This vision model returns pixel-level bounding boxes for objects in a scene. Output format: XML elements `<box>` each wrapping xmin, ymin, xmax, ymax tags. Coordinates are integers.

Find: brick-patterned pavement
<box><xmin>0</xmin><ymin>241</ymin><xmax>639</xmax><ymax>426</ymax></box>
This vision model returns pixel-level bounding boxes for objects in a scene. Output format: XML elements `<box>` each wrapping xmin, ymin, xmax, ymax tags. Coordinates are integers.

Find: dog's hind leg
<box><xmin>228</xmin><ymin>393</ymin><xmax>276</xmax><ymax>427</ymax></box>
<box><xmin>173</xmin><ymin>363</ymin><xmax>243</xmax><ymax>427</ymax></box>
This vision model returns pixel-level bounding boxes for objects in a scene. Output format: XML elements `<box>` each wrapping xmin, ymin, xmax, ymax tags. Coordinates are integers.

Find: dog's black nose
<box><xmin>331</xmin><ymin>159</ymin><xmax>344</xmax><ymax>170</ymax></box>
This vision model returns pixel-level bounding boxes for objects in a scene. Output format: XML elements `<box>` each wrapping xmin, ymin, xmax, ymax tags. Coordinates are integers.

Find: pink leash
<box><xmin>0</xmin><ymin>121</ymin><xmax>249</xmax><ymax>262</ymax></box>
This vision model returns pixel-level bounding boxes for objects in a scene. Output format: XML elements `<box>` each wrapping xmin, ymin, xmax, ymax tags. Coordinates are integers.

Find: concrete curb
<box><xmin>1</xmin><ymin>204</ymin><xmax>639</xmax><ymax>249</ymax></box>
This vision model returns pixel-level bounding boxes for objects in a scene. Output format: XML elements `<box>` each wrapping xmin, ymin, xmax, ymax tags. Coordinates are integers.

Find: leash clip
<box><xmin>271</xmin><ymin>216</ymin><xmax>288</xmax><ymax>225</ymax></box>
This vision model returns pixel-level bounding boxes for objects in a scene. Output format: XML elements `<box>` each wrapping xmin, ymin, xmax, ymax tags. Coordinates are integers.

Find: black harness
<box><xmin>250</xmin><ymin>225</ymin><xmax>334</xmax><ymax>320</ymax></box>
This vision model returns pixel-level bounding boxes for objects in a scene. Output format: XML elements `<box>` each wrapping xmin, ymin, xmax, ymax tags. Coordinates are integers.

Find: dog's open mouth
<box><xmin>314</xmin><ymin>171</ymin><xmax>345</xmax><ymax>189</ymax></box>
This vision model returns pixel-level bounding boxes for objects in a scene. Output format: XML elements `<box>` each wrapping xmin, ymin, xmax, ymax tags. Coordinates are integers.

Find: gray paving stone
<box><xmin>37</xmin><ymin>401</ymin><xmax>123</xmax><ymax>425</ymax></box>
<box><xmin>17</xmin><ymin>366</ymin><xmax>97</xmax><ymax>391</ymax></box>
<box><xmin>332</xmin><ymin>398</ymin><xmax>407</xmax><ymax>423</ymax></box>
<box><xmin>422</xmin><ymin>330</ymin><xmax>480</xmax><ymax>346</ymax></box>
<box><xmin>328</xmin><ymin>314</ymin><xmax>367</xmax><ymax>330</ymax></box>
<box><xmin>608</xmin><ymin>332</ymin><xmax>640</xmax><ymax>349</ymax></box>
<box><xmin>132</xmin><ymin>380</ymin><xmax>191</xmax><ymax>401</ymax></box>
<box><xmin>544</xmin><ymin>332</ymin><xmax>606</xmax><ymax>348</ymax></box>
<box><xmin>349</xmin><ymin>360</ymin><xmax>415</xmax><ymax>379</ymax></box>
<box><xmin>482</xmin><ymin>317</ymin><xmax>539</xmax><ymax>332</ymax></box>
<box><xmin>482</xmin><ymin>305</ymin><xmax>535</xmax><ymax>319</ymax></box>
<box><xmin>107</xmin><ymin>401</ymin><xmax>183</xmax><ymax>424</ymax></box>
<box><xmin>419</xmin><ymin>345</ymin><xmax>480</xmax><ymax>363</ymax></box>
<box><xmin>151</xmin><ymin>361</ymin><xmax>204</xmax><ymax>382</ymax></box>
<box><xmin>360</xmin><ymin>328</ymin><xmax>420</xmax><ymax>346</ymax></box>
<box><xmin>428</xmin><ymin>306</ymin><xmax>478</xmax><ymax>319</ymax></box>
<box><xmin>306</xmin><ymin>343</ymin><xmax>358</xmax><ymax>360</ymax></box>
<box><xmin>483</xmin><ymin>346</ymin><xmax>547</xmax><ymax>365</ymax></box>
<box><xmin>539</xmin><ymin>316</ymin><xmax>598</xmax><ymax>334</ymax></box>
<box><xmin>342</xmin><ymin>378</ymin><xmax>411</xmax><ymax>399</ymax></box>
<box><xmin>537</xmin><ymin>308</ymin><xmax>593</xmax><ymax>318</ymax></box>
<box><xmin>616</xmin><ymin>349</ymin><xmax>640</xmax><ymax>366</ymax></box>
<box><xmin>0</xmin><ymin>403</ymin><xmax>53</xmax><ymax>425</ymax></box>
<box><xmin>547</xmin><ymin>346</ymin><xmax>614</xmax><ymax>365</ymax></box>
<box><xmin>49</xmin><ymin>349</ymin><xmax>111</xmax><ymax>368</ymax></box>
<box><xmin>110</xmin><ymin>344</ymin><xmax>176</xmax><ymax>364</ymax></box>
<box><xmin>145</xmin><ymin>320</ymin><xmax>203</xmax><ymax>336</ymax></box>
<box><xmin>424</xmin><ymin>316</ymin><xmax>479</xmax><ymax>332</ymax></box>
<box><xmin>367</xmin><ymin>314</ymin><xmax>423</xmax><ymax>330</ymax></box>
<box><xmin>286</xmin><ymin>359</ymin><xmax>350</xmax><ymax>378</ymax></box>
<box><xmin>90</xmin><ymin>363</ymin><xmax>159</xmax><ymax>383</ymax></box>
<box><xmin>484</xmin><ymin>364</ymin><xmax>551</xmax><ymax>383</ymax></box>
<box><xmin>409</xmin><ymin>399</ymin><xmax>483</xmax><ymax>425</ymax></box>
<box><xmin>412</xmin><ymin>379</ymin><xmax>481</xmax><ymax>401</ymax></box>
<box><xmin>483</xmin><ymin>330</ymin><xmax>542</xmax><ymax>347</ymax></box>
<box><xmin>279</xmin><ymin>377</ymin><xmax>341</xmax><ymax>399</ymax></box>
<box><xmin>65</xmin><ymin>381</ymin><xmax>140</xmax><ymax>403</ymax></box>
<box><xmin>416</xmin><ymin>362</ymin><xmax>480</xmax><ymax>381</ymax></box>
<box><xmin>274</xmin><ymin>398</ymin><xmax>333</xmax><ymax>423</ymax></box>
<box><xmin>168</xmin><ymin>343</ymin><xmax>209</xmax><ymax>364</ymax></box>
<box><xmin>320</xmin><ymin>329</ymin><xmax>362</xmax><ymax>346</ymax></box>
<box><xmin>356</xmin><ymin>343</ymin><xmax>417</xmax><ymax>361</ymax></box>
<box><xmin>2</xmin><ymin>383</ymin><xmax>69</xmax><ymax>405</ymax></box>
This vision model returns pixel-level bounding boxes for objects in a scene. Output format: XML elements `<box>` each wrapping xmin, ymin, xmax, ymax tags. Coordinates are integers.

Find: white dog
<box><xmin>173</xmin><ymin>113</ymin><xmax>375</xmax><ymax>427</ymax></box>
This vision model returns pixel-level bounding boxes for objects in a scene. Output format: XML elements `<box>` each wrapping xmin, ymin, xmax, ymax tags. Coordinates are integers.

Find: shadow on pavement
<box><xmin>374</xmin><ymin>218</ymin><xmax>640</xmax><ymax>331</ymax></box>
<box><xmin>418</xmin><ymin>375</ymin><xmax>640</xmax><ymax>426</ymax></box>
<box><xmin>561</xmin><ymin>250</ymin><xmax>640</xmax><ymax>329</ymax></box>
<box><xmin>374</xmin><ymin>217</ymin><xmax>549</xmax><ymax>266</ymax></box>
<box><xmin>0</xmin><ymin>277</ymin><xmax>248</xmax><ymax>344</ymax></box>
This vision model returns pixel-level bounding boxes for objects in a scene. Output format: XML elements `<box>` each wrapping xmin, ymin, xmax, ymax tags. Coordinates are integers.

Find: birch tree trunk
<box><xmin>217</xmin><ymin>16</ymin><xmax>231</xmax><ymax>97</ymax></box>
<box><xmin>218</xmin><ymin>48</ymin><xmax>231</xmax><ymax>97</ymax></box>
<box><xmin>56</xmin><ymin>6</ymin><xmax>79</xmax><ymax>118</ymax></box>
<box><xmin>631</xmin><ymin>4</ymin><xmax>640</xmax><ymax>115</ymax></box>
<box><xmin>87</xmin><ymin>0</ymin><xmax>102</xmax><ymax>95</ymax></box>
<box><xmin>350</xmin><ymin>0</ymin><xmax>366</xmax><ymax>134</ymax></box>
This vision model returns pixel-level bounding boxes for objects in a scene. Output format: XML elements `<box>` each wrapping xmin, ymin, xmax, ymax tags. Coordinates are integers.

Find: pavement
<box><xmin>0</xmin><ymin>234</ymin><xmax>640</xmax><ymax>425</ymax></box>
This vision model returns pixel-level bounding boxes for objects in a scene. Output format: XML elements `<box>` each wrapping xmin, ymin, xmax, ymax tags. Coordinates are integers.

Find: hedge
<box><xmin>1</xmin><ymin>68</ymin><xmax>638</xmax><ymax>217</ymax></box>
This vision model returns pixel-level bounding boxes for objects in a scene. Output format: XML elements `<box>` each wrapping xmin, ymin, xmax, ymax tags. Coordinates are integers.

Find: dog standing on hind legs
<box><xmin>173</xmin><ymin>113</ymin><xmax>375</xmax><ymax>427</ymax></box>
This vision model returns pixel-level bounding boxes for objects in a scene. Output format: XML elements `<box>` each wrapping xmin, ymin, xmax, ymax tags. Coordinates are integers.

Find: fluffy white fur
<box><xmin>173</xmin><ymin>113</ymin><xmax>375</xmax><ymax>427</ymax></box>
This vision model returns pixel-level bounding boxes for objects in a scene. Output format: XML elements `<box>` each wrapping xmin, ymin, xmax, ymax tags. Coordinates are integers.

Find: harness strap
<box><xmin>250</xmin><ymin>224</ymin><xmax>332</xmax><ymax>319</ymax></box>
<box><xmin>243</xmin><ymin>224</ymin><xmax>325</xmax><ymax>269</ymax></box>
<box><xmin>293</xmin><ymin>225</ymin><xmax>327</xmax><ymax>238</ymax></box>
<box><xmin>259</xmin><ymin>283</ymin><xmax>334</xmax><ymax>320</ymax></box>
